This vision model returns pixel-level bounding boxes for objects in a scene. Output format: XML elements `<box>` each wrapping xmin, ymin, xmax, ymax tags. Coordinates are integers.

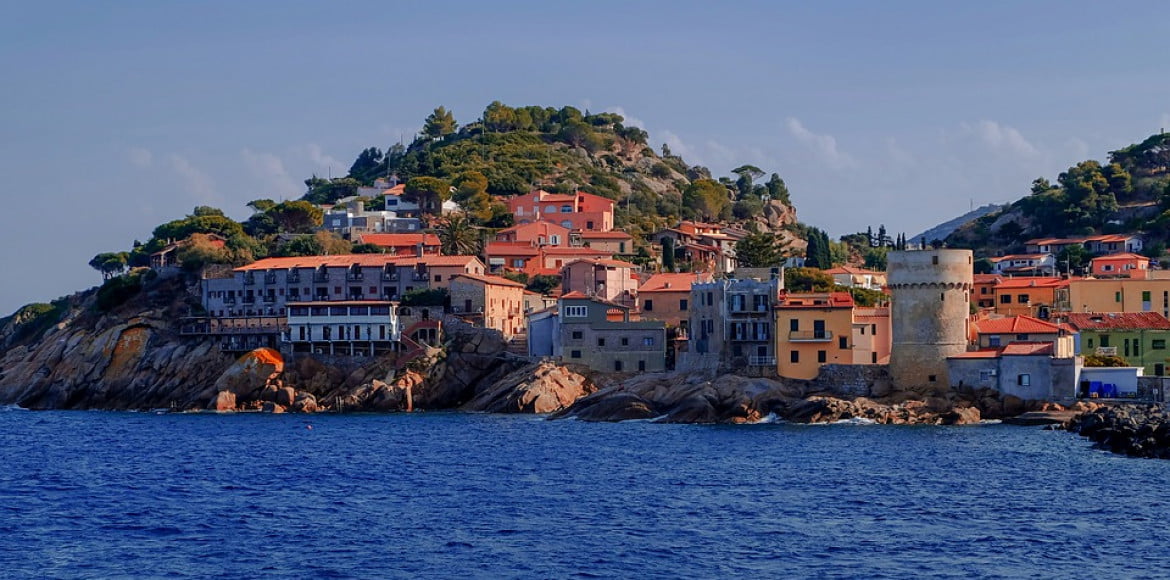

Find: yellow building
<box><xmin>775</xmin><ymin>292</ymin><xmax>856</xmax><ymax>380</ymax></box>
<box><xmin>1065</xmin><ymin>277</ymin><xmax>1170</xmax><ymax>318</ymax></box>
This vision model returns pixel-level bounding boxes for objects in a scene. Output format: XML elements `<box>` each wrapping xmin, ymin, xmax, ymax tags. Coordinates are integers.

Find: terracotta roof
<box><xmin>974</xmin><ymin>316</ymin><xmax>1064</xmax><ymax>335</ymax></box>
<box><xmin>1001</xmin><ymin>342</ymin><xmax>1055</xmax><ymax>356</ymax></box>
<box><xmin>560</xmin><ymin>291</ymin><xmax>588</xmax><ymax>299</ymax></box>
<box><xmin>235</xmin><ymin>254</ymin><xmax>479</xmax><ymax>271</ymax></box>
<box><xmin>541</xmin><ymin>247</ymin><xmax>613</xmax><ymax>256</ymax></box>
<box><xmin>1065</xmin><ymin>312</ymin><xmax>1170</xmax><ymax>331</ymax></box>
<box><xmin>949</xmin><ymin>349</ymin><xmax>1004</xmax><ymax>359</ymax></box>
<box><xmin>973</xmin><ymin>274</ymin><xmax>1003</xmax><ymax>284</ymax></box>
<box><xmin>994</xmin><ymin>277</ymin><xmax>1067</xmax><ymax>289</ymax></box>
<box><xmin>484</xmin><ymin>242</ymin><xmax>540</xmax><ymax>257</ymax></box>
<box><xmin>1091</xmin><ymin>253</ymin><xmax>1148</xmax><ymax>262</ymax></box>
<box><xmin>575</xmin><ymin>231</ymin><xmax>633</xmax><ymax>239</ymax></box>
<box><xmin>450</xmin><ymin>273</ymin><xmax>526</xmax><ymax>288</ymax></box>
<box><xmin>777</xmin><ymin>291</ymin><xmax>854</xmax><ymax>308</ymax></box>
<box><xmin>358</xmin><ymin>233</ymin><xmax>440</xmax><ymax>247</ymax></box>
<box><xmin>563</xmin><ymin>258</ymin><xmax>636</xmax><ymax>269</ymax></box>
<box><xmin>852</xmin><ymin>307</ymin><xmax>889</xmax><ymax>321</ymax></box>
<box><xmin>382</xmin><ymin>184</ymin><xmax>406</xmax><ymax>195</ymax></box>
<box><xmin>991</xmin><ymin>254</ymin><xmax>1051</xmax><ymax>262</ymax></box>
<box><xmin>639</xmin><ymin>273</ymin><xmax>708</xmax><ymax>293</ymax></box>
<box><xmin>824</xmin><ymin>265</ymin><xmax>884</xmax><ymax>275</ymax></box>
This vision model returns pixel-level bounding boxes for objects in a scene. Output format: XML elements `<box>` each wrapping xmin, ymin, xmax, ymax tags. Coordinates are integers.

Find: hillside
<box><xmin>911</xmin><ymin>203</ymin><xmax>1004</xmax><ymax>246</ymax></box>
<box><xmin>945</xmin><ymin>132</ymin><xmax>1170</xmax><ymax>259</ymax></box>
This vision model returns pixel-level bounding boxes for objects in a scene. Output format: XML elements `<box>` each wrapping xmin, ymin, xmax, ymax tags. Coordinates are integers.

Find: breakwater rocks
<box><xmin>1067</xmin><ymin>404</ymin><xmax>1170</xmax><ymax>458</ymax></box>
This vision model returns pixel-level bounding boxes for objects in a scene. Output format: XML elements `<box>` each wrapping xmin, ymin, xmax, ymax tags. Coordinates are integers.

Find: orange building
<box><xmin>1090</xmin><ymin>253</ymin><xmax>1150</xmax><ymax>278</ymax></box>
<box><xmin>495</xmin><ymin>221</ymin><xmax>571</xmax><ymax>247</ymax></box>
<box><xmin>638</xmin><ymin>272</ymin><xmax>712</xmax><ymax>328</ymax></box>
<box><xmin>851</xmin><ymin>307</ymin><xmax>892</xmax><ymax>365</ymax></box>
<box><xmin>355</xmin><ymin>233</ymin><xmax>441</xmax><ymax>256</ymax></box>
<box><xmin>448</xmin><ymin>273</ymin><xmax>526</xmax><ymax>338</ymax></box>
<box><xmin>993</xmin><ymin>277</ymin><xmax>1068</xmax><ymax>317</ymax></box>
<box><xmin>508</xmin><ymin>190</ymin><xmax>615</xmax><ymax>231</ymax></box>
<box><xmin>774</xmin><ymin>292</ymin><xmax>856</xmax><ymax>380</ymax></box>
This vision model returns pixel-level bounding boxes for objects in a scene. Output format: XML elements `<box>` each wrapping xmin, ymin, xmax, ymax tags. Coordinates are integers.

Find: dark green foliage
<box><xmin>302</xmin><ymin>176</ymin><xmax>360</xmax><ymax>205</ymax></box>
<box><xmin>526</xmin><ymin>275</ymin><xmax>561</xmax><ymax>295</ymax></box>
<box><xmin>9</xmin><ymin>300</ymin><xmax>67</xmax><ymax>344</ymax></box>
<box><xmin>89</xmin><ymin>252</ymin><xmax>129</xmax><ymax>280</ymax></box>
<box><xmin>863</xmin><ymin>247</ymin><xmax>888</xmax><ymax>270</ymax></box>
<box><xmin>803</xmin><ymin>227</ymin><xmax>832</xmax><ymax>269</ymax></box>
<box><xmin>735</xmin><ymin>231</ymin><xmax>787</xmax><ymax>268</ymax></box>
<box><xmin>352</xmin><ymin>243</ymin><xmax>388</xmax><ymax>254</ymax></box>
<box><xmin>275</xmin><ymin>235</ymin><xmax>324</xmax><ymax>257</ymax></box>
<box><xmin>401</xmin><ymin>288</ymin><xmax>448</xmax><ymax>307</ymax></box>
<box><xmin>661</xmin><ymin>237</ymin><xmax>676</xmax><ymax>272</ymax></box>
<box><xmin>152</xmin><ymin>213</ymin><xmax>244</xmax><ymax>242</ymax></box>
<box><xmin>347</xmin><ymin>147</ymin><xmax>383</xmax><ymax>181</ymax></box>
<box><xmin>421</xmin><ymin>107</ymin><xmax>457</xmax><ymax>139</ymax></box>
<box><xmin>1057</xmin><ymin>244</ymin><xmax>1090</xmax><ymax>273</ymax></box>
<box><xmin>96</xmin><ymin>270</ymin><xmax>147</xmax><ymax>312</ymax></box>
<box><xmin>842</xmin><ymin>286</ymin><xmax>887</xmax><ymax>307</ymax></box>
<box><xmin>973</xmin><ymin>257</ymin><xmax>994</xmax><ymax>275</ymax></box>
<box><xmin>785</xmin><ymin>267</ymin><xmax>834</xmax><ymax>292</ymax></box>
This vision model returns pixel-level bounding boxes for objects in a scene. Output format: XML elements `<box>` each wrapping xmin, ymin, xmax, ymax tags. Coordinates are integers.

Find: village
<box><xmin>170</xmin><ymin>177</ymin><xmax>1170</xmax><ymax>405</ymax></box>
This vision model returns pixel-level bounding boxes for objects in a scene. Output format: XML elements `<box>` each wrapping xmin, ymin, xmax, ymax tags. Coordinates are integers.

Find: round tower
<box><xmin>887</xmin><ymin>249</ymin><xmax>972</xmax><ymax>389</ymax></box>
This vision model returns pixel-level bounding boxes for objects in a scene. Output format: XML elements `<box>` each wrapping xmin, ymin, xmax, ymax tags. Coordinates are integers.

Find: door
<box><xmin>813</xmin><ymin>320</ymin><xmax>826</xmax><ymax>339</ymax></box>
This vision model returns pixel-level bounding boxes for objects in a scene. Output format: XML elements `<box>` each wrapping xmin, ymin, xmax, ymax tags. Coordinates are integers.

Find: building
<box><xmin>947</xmin><ymin>342</ymin><xmax>1079</xmax><ymax>401</ymax></box>
<box><xmin>448</xmin><ymin>273</ymin><xmax>526</xmax><ymax>338</ymax></box>
<box><xmin>637</xmin><ymin>272</ymin><xmax>711</xmax><ymax>328</ymax></box>
<box><xmin>852</xmin><ymin>307</ymin><xmax>892</xmax><ymax>365</ymax></box>
<box><xmin>1064</xmin><ymin>277</ymin><xmax>1170</xmax><ymax>318</ymax></box>
<box><xmin>150</xmin><ymin>234</ymin><xmax>227</xmax><ymax>270</ymax></box>
<box><xmin>322</xmin><ymin>197</ymin><xmax>421</xmax><ymax>236</ymax></box>
<box><xmin>1025</xmin><ymin>234</ymin><xmax>1143</xmax><ymax>256</ymax></box>
<box><xmin>653</xmin><ymin>221</ymin><xmax>740</xmax><ymax>274</ymax></box>
<box><xmin>992</xmin><ymin>277</ymin><xmax>1067</xmax><ymax>318</ymax></box>
<box><xmin>354</xmin><ymin>233</ymin><xmax>441</xmax><ymax>256</ymax></box>
<box><xmin>1065</xmin><ymin>312</ymin><xmax>1170</xmax><ymax>376</ymax></box>
<box><xmin>774</xmin><ymin>292</ymin><xmax>856</xmax><ymax>380</ymax></box>
<box><xmin>558</xmin><ymin>292</ymin><xmax>667</xmax><ymax>373</ymax></box>
<box><xmin>824</xmin><ymin>266</ymin><xmax>887</xmax><ymax>291</ymax></box>
<box><xmin>530</xmin><ymin>246</ymin><xmax>615</xmax><ymax>275</ymax></box>
<box><xmin>560</xmin><ymin>258</ymin><xmax>638</xmax><ymax>306</ymax></box>
<box><xmin>483</xmin><ymin>242</ymin><xmax>542</xmax><ymax>273</ymax></box>
<box><xmin>495</xmin><ymin>221</ymin><xmax>571</xmax><ymax>247</ymax></box>
<box><xmin>990</xmin><ymin>253</ymin><xmax>1055</xmax><ymax>276</ymax></box>
<box><xmin>971</xmin><ymin>316</ymin><xmax>1075</xmax><ymax>355</ymax></box>
<box><xmin>971</xmin><ymin>274</ymin><xmax>1002</xmax><ymax>309</ymax></box>
<box><xmin>1090</xmin><ymin>253</ymin><xmax>1150</xmax><ymax>278</ymax></box>
<box><xmin>685</xmin><ymin>277</ymin><xmax>783</xmax><ymax>372</ymax></box>
<box><xmin>285</xmin><ymin>301</ymin><xmax>402</xmax><ymax>357</ymax></box>
<box><xmin>201</xmin><ymin>254</ymin><xmax>485</xmax><ymax>318</ymax></box>
<box><xmin>379</xmin><ymin>183</ymin><xmax>421</xmax><ymax>216</ymax></box>
<box><xmin>508</xmin><ymin>190</ymin><xmax>616</xmax><ymax>232</ymax></box>
<box><xmin>572</xmin><ymin>230</ymin><xmax>635</xmax><ymax>255</ymax></box>
<box><xmin>887</xmin><ymin>249</ymin><xmax>973</xmax><ymax>388</ymax></box>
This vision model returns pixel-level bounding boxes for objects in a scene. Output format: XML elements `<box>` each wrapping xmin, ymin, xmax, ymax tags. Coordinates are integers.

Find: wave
<box><xmin>834</xmin><ymin>417</ymin><xmax>877</xmax><ymax>426</ymax></box>
<box><xmin>0</xmin><ymin>404</ymin><xmax>28</xmax><ymax>412</ymax></box>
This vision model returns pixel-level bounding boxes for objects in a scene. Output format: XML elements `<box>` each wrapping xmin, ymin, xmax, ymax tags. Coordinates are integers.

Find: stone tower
<box><xmin>887</xmin><ymin>249</ymin><xmax>973</xmax><ymax>388</ymax></box>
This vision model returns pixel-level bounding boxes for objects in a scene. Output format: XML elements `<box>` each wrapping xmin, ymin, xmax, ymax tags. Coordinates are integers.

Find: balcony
<box><xmin>382</xmin><ymin>271</ymin><xmax>401</xmax><ymax>282</ymax></box>
<box><xmin>241</xmin><ymin>296</ymin><xmax>256</xmax><ymax>305</ymax></box>
<box><xmin>1096</xmin><ymin>346</ymin><xmax>1118</xmax><ymax>356</ymax></box>
<box><xmin>262</xmin><ymin>294</ymin><xmax>276</xmax><ymax>303</ymax></box>
<box><xmin>287</xmin><ymin>272</ymin><xmax>301</xmax><ymax>283</ymax></box>
<box><xmin>347</xmin><ymin>272</ymin><xmax>365</xmax><ymax>282</ymax></box>
<box><xmin>242</xmin><ymin>275</ymin><xmax>256</xmax><ymax>286</ymax></box>
<box><xmin>748</xmin><ymin>356</ymin><xmax>776</xmax><ymax>367</ymax></box>
<box><xmin>264</xmin><ymin>273</ymin><xmax>278</xmax><ymax>284</ymax></box>
<box><xmin>313</xmin><ymin>271</ymin><xmax>330</xmax><ymax>283</ymax></box>
<box><xmin>412</xmin><ymin>271</ymin><xmax>429</xmax><ymax>282</ymax></box>
<box><xmin>789</xmin><ymin>330</ymin><xmax>833</xmax><ymax>342</ymax></box>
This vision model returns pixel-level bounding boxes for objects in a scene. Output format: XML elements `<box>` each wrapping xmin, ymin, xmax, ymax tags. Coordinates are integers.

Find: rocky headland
<box><xmin>0</xmin><ymin>274</ymin><xmax>1078</xmax><ymax>426</ymax></box>
<box><xmin>1065</xmin><ymin>404</ymin><xmax>1170</xmax><ymax>458</ymax></box>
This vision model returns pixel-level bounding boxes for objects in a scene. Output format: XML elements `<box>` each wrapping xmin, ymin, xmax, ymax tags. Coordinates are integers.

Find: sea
<box><xmin>1</xmin><ymin>408</ymin><xmax>1168</xmax><ymax>579</ymax></box>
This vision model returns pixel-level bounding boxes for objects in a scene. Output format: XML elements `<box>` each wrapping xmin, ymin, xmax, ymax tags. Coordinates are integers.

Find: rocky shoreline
<box><xmin>1065</xmin><ymin>404</ymin><xmax>1170</xmax><ymax>458</ymax></box>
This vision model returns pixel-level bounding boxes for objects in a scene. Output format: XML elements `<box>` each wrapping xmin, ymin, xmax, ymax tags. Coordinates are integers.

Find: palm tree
<box><xmin>437</xmin><ymin>213</ymin><xmax>482</xmax><ymax>256</ymax></box>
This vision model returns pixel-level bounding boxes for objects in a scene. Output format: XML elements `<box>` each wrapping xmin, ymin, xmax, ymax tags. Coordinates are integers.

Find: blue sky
<box><xmin>1</xmin><ymin>1</ymin><xmax>1168</xmax><ymax>314</ymax></box>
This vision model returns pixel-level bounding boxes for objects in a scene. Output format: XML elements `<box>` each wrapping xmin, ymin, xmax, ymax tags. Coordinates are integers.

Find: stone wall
<box><xmin>808</xmin><ymin>364</ymin><xmax>893</xmax><ymax>398</ymax></box>
<box><xmin>887</xmin><ymin>249</ymin><xmax>972</xmax><ymax>388</ymax></box>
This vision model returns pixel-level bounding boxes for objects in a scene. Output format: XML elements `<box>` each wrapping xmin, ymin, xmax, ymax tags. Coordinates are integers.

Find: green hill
<box><xmin>946</xmin><ymin>132</ymin><xmax>1170</xmax><ymax>259</ymax></box>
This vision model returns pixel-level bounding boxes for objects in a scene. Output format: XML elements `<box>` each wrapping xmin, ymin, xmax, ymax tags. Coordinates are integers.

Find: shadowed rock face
<box><xmin>463</xmin><ymin>362</ymin><xmax>595</xmax><ymax>414</ymax></box>
<box><xmin>1067</xmin><ymin>404</ymin><xmax>1170</xmax><ymax>458</ymax></box>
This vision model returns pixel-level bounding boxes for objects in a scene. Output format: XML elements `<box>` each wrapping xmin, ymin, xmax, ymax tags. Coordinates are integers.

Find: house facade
<box><xmin>354</xmin><ymin>233</ymin><xmax>441</xmax><ymax>256</ymax></box>
<box><xmin>774</xmin><ymin>292</ymin><xmax>856</xmax><ymax>380</ymax></box>
<box><xmin>448</xmin><ymin>273</ymin><xmax>526</xmax><ymax>338</ymax></box>
<box><xmin>686</xmin><ymin>277</ymin><xmax>783</xmax><ymax>372</ymax></box>
<box><xmin>638</xmin><ymin>273</ymin><xmax>711</xmax><ymax>328</ymax></box>
<box><xmin>558</xmin><ymin>293</ymin><xmax>666</xmax><ymax>373</ymax></box>
<box><xmin>285</xmin><ymin>301</ymin><xmax>402</xmax><ymax>357</ymax></box>
<box><xmin>1064</xmin><ymin>278</ymin><xmax>1170</xmax><ymax>318</ymax></box>
<box><xmin>1090</xmin><ymin>253</ymin><xmax>1150</xmax><ymax>278</ymax></box>
<box><xmin>508</xmin><ymin>190</ymin><xmax>616</xmax><ymax>232</ymax></box>
<box><xmin>560</xmin><ymin>259</ymin><xmax>638</xmax><ymax>306</ymax></box>
<box><xmin>991</xmin><ymin>253</ymin><xmax>1056</xmax><ymax>276</ymax></box>
<box><xmin>947</xmin><ymin>342</ymin><xmax>1080</xmax><ymax>401</ymax></box>
<box><xmin>1065</xmin><ymin>312</ymin><xmax>1170</xmax><ymax>376</ymax></box>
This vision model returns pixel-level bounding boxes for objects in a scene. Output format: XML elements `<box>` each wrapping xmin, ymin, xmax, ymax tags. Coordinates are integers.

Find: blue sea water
<box><xmin>0</xmin><ymin>409</ymin><xmax>1167</xmax><ymax>579</ymax></box>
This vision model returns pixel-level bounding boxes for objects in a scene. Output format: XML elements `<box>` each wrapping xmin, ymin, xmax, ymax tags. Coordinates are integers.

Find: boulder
<box><xmin>464</xmin><ymin>362</ymin><xmax>595</xmax><ymax>414</ymax></box>
<box><xmin>276</xmin><ymin>387</ymin><xmax>296</xmax><ymax>407</ymax></box>
<box><xmin>553</xmin><ymin>390</ymin><xmax>657</xmax><ymax>422</ymax></box>
<box><xmin>261</xmin><ymin>401</ymin><xmax>286</xmax><ymax>414</ymax></box>
<box><xmin>209</xmin><ymin>390</ymin><xmax>236</xmax><ymax>412</ymax></box>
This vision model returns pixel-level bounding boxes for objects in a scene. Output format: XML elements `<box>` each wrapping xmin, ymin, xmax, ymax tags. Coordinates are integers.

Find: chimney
<box><xmin>417</xmin><ymin>242</ymin><xmax>425</xmax><ymax>257</ymax></box>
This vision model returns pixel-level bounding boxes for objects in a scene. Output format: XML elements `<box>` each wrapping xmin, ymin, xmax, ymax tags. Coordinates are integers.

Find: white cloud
<box><xmin>304</xmin><ymin>143</ymin><xmax>345</xmax><ymax>173</ymax></box>
<box><xmin>660</xmin><ymin>130</ymin><xmax>699</xmax><ymax>164</ymax></box>
<box><xmin>168</xmin><ymin>154</ymin><xmax>219</xmax><ymax>204</ymax></box>
<box><xmin>603</xmin><ymin>106</ymin><xmax>645</xmax><ymax>129</ymax></box>
<box><xmin>963</xmin><ymin>120</ymin><xmax>1039</xmax><ymax>157</ymax></box>
<box><xmin>241</xmin><ymin>149</ymin><xmax>300</xmax><ymax>197</ymax></box>
<box><xmin>885</xmin><ymin>137</ymin><xmax>914</xmax><ymax>166</ymax></box>
<box><xmin>785</xmin><ymin>118</ymin><xmax>855</xmax><ymax>169</ymax></box>
<box><xmin>127</xmin><ymin>147</ymin><xmax>152</xmax><ymax>168</ymax></box>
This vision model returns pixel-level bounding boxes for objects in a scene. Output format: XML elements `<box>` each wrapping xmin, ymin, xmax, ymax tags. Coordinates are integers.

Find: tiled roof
<box><xmin>991</xmin><ymin>254</ymin><xmax>1051</xmax><ymax>262</ymax></box>
<box><xmin>974</xmin><ymin>316</ymin><xmax>1064</xmax><ymax>335</ymax></box>
<box><xmin>484</xmin><ymin>242</ymin><xmax>540</xmax><ymax>256</ymax></box>
<box><xmin>450</xmin><ymin>273</ymin><xmax>526</xmax><ymax>288</ymax></box>
<box><xmin>1090</xmin><ymin>253</ymin><xmax>1148</xmax><ymax>262</ymax></box>
<box><xmin>563</xmin><ymin>258</ymin><xmax>636</xmax><ymax>269</ymax></box>
<box><xmin>358</xmin><ymin>233</ymin><xmax>440</xmax><ymax>247</ymax></box>
<box><xmin>560</xmin><ymin>291</ymin><xmax>589</xmax><ymax>299</ymax></box>
<box><xmin>824</xmin><ymin>265</ymin><xmax>883</xmax><ymax>275</ymax></box>
<box><xmin>949</xmin><ymin>349</ymin><xmax>1002</xmax><ymax>359</ymax></box>
<box><xmin>1065</xmin><ymin>312</ymin><xmax>1170</xmax><ymax>331</ymax></box>
<box><xmin>639</xmin><ymin>273</ymin><xmax>708</xmax><ymax>293</ymax></box>
<box><xmin>994</xmin><ymin>277</ymin><xmax>1068</xmax><ymax>289</ymax></box>
<box><xmin>575</xmin><ymin>231</ymin><xmax>633</xmax><ymax>239</ymax></box>
<box><xmin>777</xmin><ymin>291</ymin><xmax>854</xmax><ymax>308</ymax></box>
<box><xmin>973</xmin><ymin>274</ymin><xmax>1003</xmax><ymax>284</ymax></box>
<box><xmin>234</xmin><ymin>254</ymin><xmax>479</xmax><ymax>272</ymax></box>
<box><xmin>540</xmin><ymin>246</ymin><xmax>613</xmax><ymax>255</ymax></box>
<box><xmin>1001</xmin><ymin>342</ymin><xmax>1055</xmax><ymax>356</ymax></box>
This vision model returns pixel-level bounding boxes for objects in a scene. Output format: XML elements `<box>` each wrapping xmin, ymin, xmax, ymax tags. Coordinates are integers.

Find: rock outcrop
<box><xmin>1066</xmin><ymin>404</ymin><xmax>1170</xmax><ymax>458</ymax></box>
<box><xmin>463</xmin><ymin>361</ymin><xmax>595</xmax><ymax>413</ymax></box>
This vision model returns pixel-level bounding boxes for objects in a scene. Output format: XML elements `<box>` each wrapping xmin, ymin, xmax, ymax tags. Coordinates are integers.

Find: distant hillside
<box><xmin>911</xmin><ymin>203</ymin><xmax>1005</xmax><ymax>245</ymax></box>
<box><xmin>945</xmin><ymin>132</ymin><xmax>1170</xmax><ymax>259</ymax></box>
<box><xmin>299</xmin><ymin>102</ymin><xmax>799</xmax><ymax>243</ymax></box>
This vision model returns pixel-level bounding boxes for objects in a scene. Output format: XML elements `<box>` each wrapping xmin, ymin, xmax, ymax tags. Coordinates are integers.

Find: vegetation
<box><xmin>784</xmin><ymin>268</ymin><xmax>835</xmax><ymax>292</ymax></box>
<box><xmin>1084</xmin><ymin>354</ymin><xmax>1129</xmax><ymax>367</ymax></box>
<box><xmin>96</xmin><ymin>269</ymin><xmax>152</xmax><ymax>312</ymax></box>
<box><xmin>8</xmin><ymin>300</ymin><xmax>68</xmax><ymax>344</ymax></box>
<box><xmin>401</xmin><ymin>288</ymin><xmax>448</xmax><ymax>307</ymax></box>
<box><xmin>734</xmin><ymin>230</ymin><xmax>788</xmax><ymax>268</ymax></box>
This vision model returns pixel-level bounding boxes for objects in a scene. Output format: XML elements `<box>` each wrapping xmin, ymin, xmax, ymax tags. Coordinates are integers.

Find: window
<box><xmin>561</xmin><ymin>205</ymin><xmax>572</xmax><ymax>213</ymax></box>
<box><xmin>1143</xmin><ymin>291</ymin><xmax>1152</xmax><ymax>302</ymax></box>
<box><xmin>597</xmin><ymin>338</ymin><xmax>606</xmax><ymax>347</ymax></box>
<box><xmin>871</xmin><ymin>324</ymin><xmax>877</xmax><ymax>334</ymax></box>
<box><xmin>989</xmin><ymin>336</ymin><xmax>1002</xmax><ymax>347</ymax></box>
<box><xmin>614</xmin><ymin>360</ymin><xmax>623</xmax><ymax>372</ymax></box>
<box><xmin>838</xmin><ymin>336</ymin><xmax>848</xmax><ymax>349</ymax></box>
<box><xmin>928</xmin><ymin>375</ymin><xmax>937</xmax><ymax>382</ymax></box>
<box><xmin>644</xmin><ymin>299</ymin><xmax>654</xmax><ymax>312</ymax></box>
<box><xmin>570</xmin><ymin>350</ymin><xmax>581</xmax><ymax>359</ymax></box>
<box><xmin>1016</xmin><ymin>334</ymin><xmax>1028</xmax><ymax>341</ymax></box>
<box><xmin>790</xmin><ymin>319</ymin><xmax>799</xmax><ymax>332</ymax></box>
<box><xmin>1103</xmin><ymin>264</ymin><xmax>1114</xmax><ymax>272</ymax></box>
<box><xmin>638</xmin><ymin>360</ymin><xmax>646</xmax><ymax>372</ymax></box>
<box><xmin>680</xmin><ymin>299</ymin><xmax>688</xmax><ymax>311</ymax></box>
<box><xmin>932</xmin><ymin>256</ymin><xmax>939</xmax><ymax>265</ymax></box>
<box><xmin>561</xmin><ymin>221</ymin><xmax>572</xmax><ymax>228</ymax></box>
<box><xmin>1101</xmin><ymin>335</ymin><xmax>1110</xmax><ymax>347</ymax></box>
<box><xmin>871</xmin><ymin>352</ymin><xmax>877</xmax><ymax>364</ymax></box>
<box><xmin>817</xmin><ymin>350</ymin><xmax>827</xmax><ymax>363</ymax></box>
<box><xmin>979</xmin><ymin>370</ymin><xmax>994</xmax><ymax>382</ymax></box>
<box><xmin>621</xmin><ymin>337</ymin><xmax>629</xmax><ymax>346</ymax></box>
<box><xmin>434</xmin><ymin>275</ymin><xmax>441</xmax><ymax>282</ymax></box>
<box><xmin>1087</xmin><ymin>338</ymin><xmax>1094</xmax><ymax>349</ymax></box>
<box><xmin>642</xmin><ymin>337</ymin><xmax>655</xmax><ymax>346</ymax></box>
<box><xmin>1018</xmin><ymin>294</ymin><xmax>1029</xmax><ymax>304</ymax></box>
<box><xmin>1115</xmin><ymin>291</ymin><xmax>1122</xmax><ymax>303</ymax></box>
<box><xmin>1017</xmin><ymin>374</ymin><xmax>1031</xmax><ymax>387</ymax></box>
<box><xmin>790</xmin><ymin>350</ymin><xmax>799</xmax><ymax>363</ymax></box>
<box><xmin>981</xmin><ymin>287</ymin><xmax>989</xmax><ymax>295</ymax></box>
<box><xmin>1000</xmin><ymin>295</ymin><xmax>1011</xmax><ymax>304</ymax></box>
<box><xmin>571</xmin><ymin>331</ymin><xmax>583</xmax><ymax>340</ymax></box>
<box><xmin>1153</xmin><ymin>339</ymin><xmax>1166</xmax><ymax>350</ymax></box>
<box><xmin>564</xmin><ymin>305</ymin><xmax>587</xmax><ymax>317</ymax></box>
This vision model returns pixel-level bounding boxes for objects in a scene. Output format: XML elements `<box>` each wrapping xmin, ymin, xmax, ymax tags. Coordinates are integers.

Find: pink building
<box><xmin>561</xmin><ymin>258</ymin><xmax>639</xmax><ymax>307</ymax></box>
<box><xmin>507</xmin><ymin>190</ymin><xmax>615</xmax><ymax>232</ymax></box>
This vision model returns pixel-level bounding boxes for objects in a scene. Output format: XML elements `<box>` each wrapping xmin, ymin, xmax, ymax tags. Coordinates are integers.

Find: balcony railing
<box><xmin>262</xmin><ymin>295</ymin><xmax>276</xmax><ymax>303</ymax></box>
<box><xmin>1096</xmin><ymin>346</ymin><xmax>1119</xmax><ymax>356</ymax></box>
<box><xmin>382</xmin><ymin>271</ymin><xmax>400</xmax><ymax>282</ymax></box>
<box><xmin>347</xmin><ymin>272</ymin><xmax>364</xmax><ymax>282</ymax></box>
<box><xmin>264</xmin><ymin>273</ymin><xmax>278</xmax><ymax>284</ymax></box>
<box><xmin>314</xmin><ymin>272</ymin><xmax>329</xmax><ymax>283</ymax></box>
<box><xmin>412</xmin><ymin>272</ymin><xmax>429</xmax><ymax>281</ymax></box>
<box><xmin>789</xmin><ymin>330</ymin><xmax>833</xmax><ymax>342</ymax></box>
<box><xmin>748</xmin><ymin>356</ymin><xmax>776</xmax><ymax>367</ymax></box>
<box><xmin>242</xmin><ymin>275</ymin><xmax>256</xmax><ymax>286</ymax></box>
<box><xmin>287</xmin><ymin>272</ymin><xmax>301</xmax><ymax>283</ymax></box>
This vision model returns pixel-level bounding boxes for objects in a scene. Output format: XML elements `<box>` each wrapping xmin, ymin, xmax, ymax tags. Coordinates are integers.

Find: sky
<box><xmin>1</xmin><ymin>0</ymin><xmax>1168</xmax><ymax>315</ymax></box>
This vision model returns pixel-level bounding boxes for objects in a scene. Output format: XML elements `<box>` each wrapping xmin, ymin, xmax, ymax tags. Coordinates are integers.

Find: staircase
<box><xmin>506</xmin><ymin>332</ymin><xmax>529</xmax><ymax>356</ymax></box>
